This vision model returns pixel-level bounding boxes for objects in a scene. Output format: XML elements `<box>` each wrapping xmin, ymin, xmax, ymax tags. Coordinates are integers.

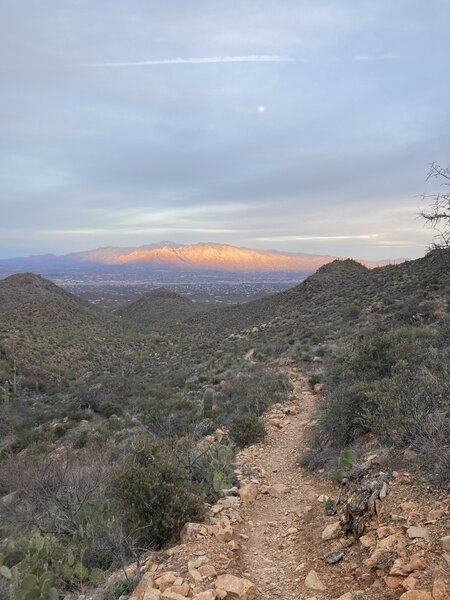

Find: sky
<box><xmin>1</xmin><ymin>0</ymin><xmax>449</xmax><ymax>260</ymax></box>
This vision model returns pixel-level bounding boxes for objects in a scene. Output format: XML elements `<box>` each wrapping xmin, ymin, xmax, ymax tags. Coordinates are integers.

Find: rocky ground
<box><xmin>100</xmin><ymin>369</ymin><xmax>449</xmax><ymax>600</ymax></box>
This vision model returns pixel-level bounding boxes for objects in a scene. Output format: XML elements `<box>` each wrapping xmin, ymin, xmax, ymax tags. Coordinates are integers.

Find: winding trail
<box><xmin>234</xmin><ymin>370</ymin><xmax>340</xmax><ymax>599</ymax></box>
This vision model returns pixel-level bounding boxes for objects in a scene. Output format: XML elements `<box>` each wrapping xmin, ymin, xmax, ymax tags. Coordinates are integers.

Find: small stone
<box><xmin>239</xmin><ymin>483</ymin><xmax>258</xmax><ymax>504</ymax></box>
<box><xmin>305</xmin><ymin>570</ymin><xmax>326</xmax><ymax>591</ymax></box>
<box><xmin>268</xmin><ymin>484</ymin><xmax>288</xmax><ymax>497</ymax></box>
<box><xmin>192</xmin><ymin>592</ymin><xmax>216</xmax><ymax>600</ymax></box>
<box><xmin>215</xmin><ymin>574</ymin><xmax>258</xmax><ymax>599</ymax></box>
<box><xmin>406</xmin><ymin>526</ymin><xmax>429</xmax><ymax>541</ymax></box>
<box><xmin>198</xmin><ymin>564</ymin><xmax>217</xmax><ymax>579</ymax></box>
<box><xmin>399</xmin><ymin>591</ymin><xmax>433</xmax><ymax>600</ymax></box>
<box><xmin>321</xmin><ymin>521</ymin><xmax>341</xmax><ymax>541</ymax></box>
<box><xmin>432</xmin><ymin>578</ymin><xmax>450</xmax><ymax>600</ymax></box>
<box><xmin>441</xmin><ymin>535</ymin><xmax>450</xmax><ymax>553</ymax></box>
<box><xmin>180</xmin><ymin>523</ymin><xmax>202</xmax><ymax>543</ymax></box>
<box><xmin>403</xmin><ymin>449</ymin><xmax>419</xmax><ymax>461</ymax></box>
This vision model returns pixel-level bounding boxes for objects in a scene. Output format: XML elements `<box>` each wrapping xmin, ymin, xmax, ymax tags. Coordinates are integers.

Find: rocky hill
<box><xmin>176</xmin><ymin>250</ymin><xmax>449</xmax><ymax>344</ymax></box>
<box><xmin>118</xmin><ymin>287</ymin><xmax>210</xmax><ymax>329</ymax></box>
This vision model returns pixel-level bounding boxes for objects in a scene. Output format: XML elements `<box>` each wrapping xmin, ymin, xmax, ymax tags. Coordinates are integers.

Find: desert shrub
<box><xmin>308</xmin><ymin>374</ymin><xmax>322</xmax><ymax>390</ymax></box>
<box><xmin>98</xmin><ymin>400</ymin><xmax>123</xmax><ymax>418</ymax></box>
<box><xmin>229</xmin><ymin>413</ymin><xmax>266</xmax><ymax>448</ymax></box>
<box><xmin>112</xmin><ymin>438</ymin><xmax>204</xmax><ymax>549</ymax></box>
<box><xmin>191</xmin><ymin>440</ymin><xmax>235</xmax><ymax>500</ymax></box>
<box><xmin>219</xmin><ymin>366</ymin><xmax>291</xmax><ymax>420</ymax></box>
<box><xmin>311</xmin><ymin>325</ymin><xmax>450</xmax><ymax>483</ymax></box>
<box><xmin>108</xmin><ymin>576</ymin><xmax>140</xmax><ymax>599</ymax></box>
<box><xmin>0</xmin><ymin>451</ymin><xmax>128</xmax><ymax>595</ymax></box>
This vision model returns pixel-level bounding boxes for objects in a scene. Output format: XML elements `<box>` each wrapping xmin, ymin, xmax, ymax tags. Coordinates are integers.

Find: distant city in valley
<box><xmin>0</xmin><ymin>241</ymin><xmax>404</xmax><ymax>306</ymax></box>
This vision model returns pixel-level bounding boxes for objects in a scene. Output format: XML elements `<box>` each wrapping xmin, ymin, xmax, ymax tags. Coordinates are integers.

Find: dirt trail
<box><xmin>234</xmin><ymin>370</ymin><xmax>340</xmax><ymax>599</ymax></box>
<box><xmin>124</xmin><ymin>367</ymin><xmax>449</xmax><ymax>600</ymax></box>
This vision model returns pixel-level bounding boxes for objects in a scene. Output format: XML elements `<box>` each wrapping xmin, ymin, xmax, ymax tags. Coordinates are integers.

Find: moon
<box><xmin>258</xmin><ymin>105</ymin><xmax>265</xmax><ymax>113</ymax></box>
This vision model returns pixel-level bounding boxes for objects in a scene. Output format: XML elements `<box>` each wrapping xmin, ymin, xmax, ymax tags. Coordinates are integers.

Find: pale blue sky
<box><xmin>1</xmin><ymin>0</ymin><xmax>449</xmax><ymax>259</ymax></box>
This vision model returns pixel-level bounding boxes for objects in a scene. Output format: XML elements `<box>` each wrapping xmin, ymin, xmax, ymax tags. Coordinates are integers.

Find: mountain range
<box><xmin>0</xmin><ymin>242</ymin><xmax>402</xmax><ymax>274</ymax></box>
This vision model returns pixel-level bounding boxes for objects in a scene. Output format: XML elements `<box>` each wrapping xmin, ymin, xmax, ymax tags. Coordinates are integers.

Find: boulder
<box><xmin>215</xmin><ymin>574</ymin><xmax>259</xmax><ymax>599</ymax></box>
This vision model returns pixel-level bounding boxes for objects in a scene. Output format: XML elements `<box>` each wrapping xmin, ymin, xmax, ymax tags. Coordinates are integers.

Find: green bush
<box><xmin>113</xmin><ymin>438</ymin><xmax>204</xmax><ymax>549</ymax></box>
<box><xmin>229</xmin><ymin>413</ymin><xmax>266</xmax><ymax>448</ymax></box>
<box><xmin>311</xmin><ymin>325</ymin><xmax>450</xmax><ymax>482</ymax></box>
<box><xmin>192</xmin><ymin>441</ymin><xmax>235</xmax><ymax>500</ymax></box>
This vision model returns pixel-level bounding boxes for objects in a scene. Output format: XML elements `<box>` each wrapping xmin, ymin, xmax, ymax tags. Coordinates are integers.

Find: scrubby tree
<box><xmin>419</xmin><ymin>162</ymin><xmax>450</xmax><ymax>249</ymax></box>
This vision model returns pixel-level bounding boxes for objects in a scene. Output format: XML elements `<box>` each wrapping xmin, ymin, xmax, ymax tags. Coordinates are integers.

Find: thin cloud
<box><xmin>254</xmin><ymin>234</ymin><xmax>380</xmax><ymax>242</ymax></box>
<box><xmin>77</xmin><ymin>55</ymin><xmax>296</xmax><ymax>68</ymax></box>
<box><xmin>353</xmin><ymin>53</ymin><xmax>397</xmax><ymax>61</ymax></box>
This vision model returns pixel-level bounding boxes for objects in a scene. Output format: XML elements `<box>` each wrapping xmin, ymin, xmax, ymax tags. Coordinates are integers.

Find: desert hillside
<box><xmin>0</xmin><ymin>250</ymin><xmax>448</xmax><ymax>600</ymax></box>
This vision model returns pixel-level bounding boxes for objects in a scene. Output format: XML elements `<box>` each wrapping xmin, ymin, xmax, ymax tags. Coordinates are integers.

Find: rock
<box><xmin>334</xmin><ymin>593</ymin><xmax>364</xmax><ymax>600</ymax></box>
<box><xmin>215</xmin><ymin>574</ymin><xmax>259</xmax><ymax>599</ymax></box>
<box><xmin>403</xmin><ymin>575</ymin><xmax>418</xmax><ymax>591</ymax></box>
<box><xmin>161</xmin><ymin>592</ymin><xmax>188</xmax><ymax>600</ymax></box>
<box><xmin>359</xmin><ymin>534</ymin><xmax>375</xmax><ymax>548</ymax></box>
<box><xmin>441</xmin><ymin>535</ymin><xmax>450</xmax><ymax>553</ymax></box>
<box><xmin>377</xmin><ymin>526</ymin><xmax>396</xmax><ymax>539</ymax></box>
<box><xmin>389</xmin><ymin>555</ymin><xmax>426</xmax><ymax>577</ymax></box>
<box><xmin>268</xmin><ymin>483</ymin><xmax>288</xmax><ymax>497</ymax></box>
<box><xmin>304</xmin><ymin>570</ymin><xmax>326</xmax><ymax>591</ymax></box>
<box><xmin>227</xmin><ymin>540</ymin><xmax>240</xmax><ymax>551</ymax></box>
<box><xmin>165</xmin><ymin>585</ymin><xmax>190</xmax><ymax>597</ymax></box>
<box><xmin>180</xmin><ymin>522</ymin><xmax>202</xmax><ymax>543</ymax></box>
<box><xmin>403</xmin><ymin>449</ymin><xmax>419</xmax><ymax>461</ymax></box>
<box><xmin>399</xmin><ymin>592</ymin><xmax>433</xmax><ymax>600</ymax></box>
<box><xmin>324</xmin><ymin>551</ymin><xmax>344</xmax><ymax>564</ymax></box>
<box><xmin>154</xmin><ymin>573</ymin><xmax>178</xmax><ymax>590</ymax></box>
<box><xmin>221</xmin><ymin>496</ymin><xmax>240</xmax><ymax>509</ymax></box>
<box><xmin>384</xmin><ymin>576</ymin><xmax>405</xmax><ymax>589</ymax></box>
<box><xmin>313</xmin><ymin>383</ymin><xmax>324</xmax><ymax>394</ymax></box>
<box><xmin>129</xmin><ymin>573</ymin><xmax>159</xmax><ymax>600</ymax></box>
<box><xmin>432</xmin><ymin>578</ymin><xmax>450</xmax><ymax>600</ymax></box>
<box><xmin>377</xmin><ymin>533</ymin><xmax>403</xmax><ymax>550</ymax></box>
<box><xmin>379</xmin><ymin>482</ymin><xmax>388</xmax><ymax>499</ymax></box>
<box><xmin>198</xmin><ymin>564</ymin><xmax>217</xmax><ymax>579</ymax></box>
<box><xmin>401</xmin><ymin>501</ymin><xmax>417</xmax><ymax>512</ymax></box>
<box><xmin>239</xmin><ymin>483</ymin><xmax>258</xmax><ymax>504</ymax></box>
<box><xmin>220</xmin><ymin>487</ymin><xmax>239</xmax><ymax>497</ymax></box>
<box><xmin>407</xmin><ymin>527</ymin><xmax>429</xmax><ymax>541</ymax></box>
<box><xmin>144</xmin><ymin>592</ymin><xmax>162</xmax><ymax>600</ymax></box>
<box><xmin>321</xmin><ymin>521</ymin><xmax>341</xmax><ymax>541</ymax></box>
<box><xmin>188</xmin><ymin>556</ymin><xmax>209</xmax><ymax>570</ymax></box>
<box><xmin>192</xmin><ymin>592</ymin><xmax>216</xmax><ymax>600</ymax></box>
<box><xmin>215</xmin><ymin>519</ymin><xmax>234</xmax><ymax>543</ymax></box>
<box><xmin>188</xmin><ymin>569</ymin><xmax>203</xmax><ymax>585</ymax></box>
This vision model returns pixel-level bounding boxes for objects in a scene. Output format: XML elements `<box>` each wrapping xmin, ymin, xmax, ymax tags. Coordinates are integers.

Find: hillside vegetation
<box><xmin>0</xmin><ymin>249</ymin><xmax>448</xmax><ymax>598</ymax></box>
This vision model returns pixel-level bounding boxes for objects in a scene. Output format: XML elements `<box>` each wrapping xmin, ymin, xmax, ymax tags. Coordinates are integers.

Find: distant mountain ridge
<box><xmin>0</xmin><ymin>242</ymin><xmax>403</xmax><ymax>273</ymax></box>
